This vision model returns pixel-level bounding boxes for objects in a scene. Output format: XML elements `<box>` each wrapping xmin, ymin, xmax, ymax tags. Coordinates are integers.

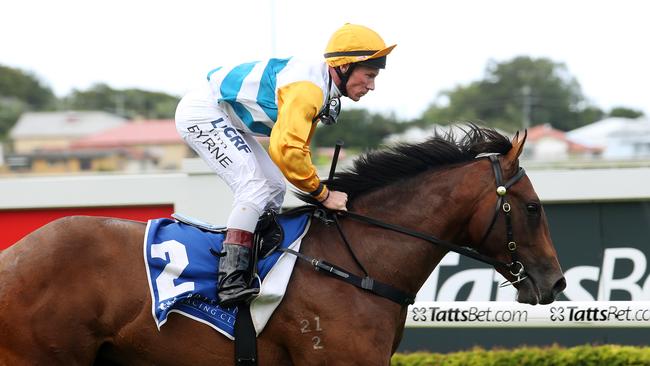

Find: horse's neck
<box><xmin>342</xmin><ymin>165</ymin><xmax>486</xmax><ymax>296</ymax></box>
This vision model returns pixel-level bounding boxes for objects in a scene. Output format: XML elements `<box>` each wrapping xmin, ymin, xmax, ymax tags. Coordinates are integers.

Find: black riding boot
<box><xmin>217</xmin><ymin>230</ymin><xmax>259</xmax><ymax>307</ymax></box>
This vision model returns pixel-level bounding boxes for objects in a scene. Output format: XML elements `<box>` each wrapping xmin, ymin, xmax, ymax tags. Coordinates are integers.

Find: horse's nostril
<box><xmin>539</xmin><ymin>276</ymin><xmax>567</xmax><ymax>305</ymax></box>
<box><xmin>553</xmin><ymin>277</ymin><xmax>567</xmax><ymax>296</ymax></box>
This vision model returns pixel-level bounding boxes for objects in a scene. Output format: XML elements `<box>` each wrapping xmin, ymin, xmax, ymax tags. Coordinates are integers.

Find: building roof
<box><xmin>566</xmin><ymin>117</ymin><xmax>650</xmax><ymax>147</ymax></box>
<box><xmin>10</xmin><ymin>148</ymin><xmax>128</xmax><ymax>159</ymax></box>
<box><xmin>9</xmin><ymin>111</ymin><xmax>127</xmax><ymax>139</ymax></box>
<box><xmin>527</xmin><ymin>123</ymin><xmax>566</xmax><ymax>141</ymax></box>
<box><xmin>71</xmin><ymin>120</ymin><xmax>182</xmax><ymax>148</ymax></box>
<box><xmin>528</xmin><ymin>123</ymin><xmax>602</xmax><ymax>153</ymax></box>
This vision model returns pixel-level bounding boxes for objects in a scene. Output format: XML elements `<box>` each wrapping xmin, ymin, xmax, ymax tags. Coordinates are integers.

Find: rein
<box><xmin>281</xmin><ymin>154</ymin><xmax>528</xmax><ymax>307</ymax></box>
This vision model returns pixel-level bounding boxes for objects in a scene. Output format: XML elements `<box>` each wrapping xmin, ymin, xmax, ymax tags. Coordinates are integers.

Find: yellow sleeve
<box><xmin>269</xmin><ymin>81</ymin><xmax>329</xmax><ymax>201</ymax></box>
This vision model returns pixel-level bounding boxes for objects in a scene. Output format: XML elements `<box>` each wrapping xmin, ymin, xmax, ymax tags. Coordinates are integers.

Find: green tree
<box><xmin>0</xmin><ymin>97</ymin><xmax>25</xmax><ymax>139</ymax></box>
<box><xmin>575</xmin><ymin>106</ymin><xmax>605</xmax><ymax>126</ymax></box>
<box><xmin>422</xmin><ymin>56</ymin><xmax>598</xmax><ymax>131</ymax></box>
<box><xmin>311</xmin><ymin>108</ymin><xmax>406</xmax><ymax>149</ymax></box>
<box><xmin>64</xmin><ymin>83</ymin><xmax>178</xmax><ymax>119</ymax></box>
<box><xmin>0</xmin><ymin>64</ymin><xmax>56</xmax><ymax>138</ymax></box>
<box><xmin>0</xmin><ymin>65</ymin><xmax>56</xmax><ymax>109</ymax></box>
<box><xmin>609</xmin><ymin>106</ymin><xmax>644</xmax><ymax>119</ymax></box>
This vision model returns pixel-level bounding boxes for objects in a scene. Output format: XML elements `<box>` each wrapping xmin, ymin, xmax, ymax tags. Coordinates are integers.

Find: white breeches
<box><xmin>175</xmin><ymin>84</ymin><xmax>286</xmax><ymax>232</ymax></box>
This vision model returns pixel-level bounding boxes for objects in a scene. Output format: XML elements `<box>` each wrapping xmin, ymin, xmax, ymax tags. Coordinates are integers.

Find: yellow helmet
<box><xmin>324</xmin><ymin>23</ymin><xmax>396</xmax><ymax>69</ymax></box>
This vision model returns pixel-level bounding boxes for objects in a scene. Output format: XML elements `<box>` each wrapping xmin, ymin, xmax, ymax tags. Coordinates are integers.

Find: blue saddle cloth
<box><xmin>144</xmin><ymin>212</ymin><xmax>310</xmax><ymax>338</ymax></box>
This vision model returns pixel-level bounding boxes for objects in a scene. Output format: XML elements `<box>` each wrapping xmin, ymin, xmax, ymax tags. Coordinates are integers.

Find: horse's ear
<box><xmin>505</xmin><ymin>130</ymin><xmax>527</xmax><ymax>163</ymax></box>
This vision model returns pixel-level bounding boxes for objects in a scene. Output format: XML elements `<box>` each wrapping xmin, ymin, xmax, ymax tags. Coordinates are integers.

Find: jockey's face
<box><xmin>342</xmin><ymin>64</ymin><xmax>379</xmax><ymax>102</ymax></box>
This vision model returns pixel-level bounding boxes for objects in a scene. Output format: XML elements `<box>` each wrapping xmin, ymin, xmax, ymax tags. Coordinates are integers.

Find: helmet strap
<box><xmin>334</xmin><ymin>64</ymin><xmax>356</xmax><ymax>97</ymax></box>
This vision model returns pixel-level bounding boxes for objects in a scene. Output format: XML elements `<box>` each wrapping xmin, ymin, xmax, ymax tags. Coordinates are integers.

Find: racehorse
<box><xmin>0</xmin><ymin>126</ymin><xmax>565</xmax><ymax>365</ymax></box>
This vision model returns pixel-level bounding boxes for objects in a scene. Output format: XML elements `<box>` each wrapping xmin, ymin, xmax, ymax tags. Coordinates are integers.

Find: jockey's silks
<box><xmin>207</xmin><ymin>57</ymin><xmax>339</xmax><ymax>198</ymax></box>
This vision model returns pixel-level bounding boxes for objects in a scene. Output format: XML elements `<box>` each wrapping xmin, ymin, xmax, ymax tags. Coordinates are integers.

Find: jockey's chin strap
<box><xmin>279</xmin><ymin>156</ymin><xmax>528</xmax><ymax>307</ymax></box>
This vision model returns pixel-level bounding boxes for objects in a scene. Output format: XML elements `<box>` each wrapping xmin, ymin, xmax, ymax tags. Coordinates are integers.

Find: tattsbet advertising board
<box><xmin>408</xmin><ymin>201</ymin><xmax>650</xmax><ymax>327</ymax></box>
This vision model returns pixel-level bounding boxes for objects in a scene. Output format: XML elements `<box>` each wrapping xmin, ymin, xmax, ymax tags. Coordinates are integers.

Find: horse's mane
<box><xmin>297</xmin><ymin>124</ymin><xmax>512</xmax><ymax>204</ymax></box>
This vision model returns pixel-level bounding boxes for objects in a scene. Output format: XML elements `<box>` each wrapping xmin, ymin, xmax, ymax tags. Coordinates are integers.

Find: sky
<box><xmin>2</xmin><ymin>0</ymin><xmax>649</xmax><ymax>120</ymax></box>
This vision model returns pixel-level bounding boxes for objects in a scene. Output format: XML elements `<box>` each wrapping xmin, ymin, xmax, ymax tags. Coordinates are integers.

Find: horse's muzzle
<box><xmin>515</xmin><ymin>273</ymin><xmax>566</xmax><ymax>305</ymax></box>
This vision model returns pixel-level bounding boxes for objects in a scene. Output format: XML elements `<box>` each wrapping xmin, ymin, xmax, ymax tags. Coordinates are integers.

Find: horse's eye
<box><xmin>526</xmin><ymin>203</ymin><xmax>540</xmax><ymax>215</ymax></box>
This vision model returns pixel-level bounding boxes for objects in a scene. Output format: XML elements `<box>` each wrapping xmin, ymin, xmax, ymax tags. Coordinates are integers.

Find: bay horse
<box><xmin>0</xmin><ymin>126</ymin><xmax>565</xmax><ymax>365</ymax></box>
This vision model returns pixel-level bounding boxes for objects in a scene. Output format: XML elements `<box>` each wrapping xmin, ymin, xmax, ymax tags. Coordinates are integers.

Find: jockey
<box><xmin>175</xmin><ymin>23</ymin><xmax>395</xmax><ymax>307</ymax></box>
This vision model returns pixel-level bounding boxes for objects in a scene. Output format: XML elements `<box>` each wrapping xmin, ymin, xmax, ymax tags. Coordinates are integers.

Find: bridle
<box><xmin>475</xmin><ymin>154</ymin><xmax>528</xmax><ymax>287</ymax></box>
<box><xmin>280</xmin><ymin>153</ymin><xmax>530</xmax><ymax>306</ymax></box>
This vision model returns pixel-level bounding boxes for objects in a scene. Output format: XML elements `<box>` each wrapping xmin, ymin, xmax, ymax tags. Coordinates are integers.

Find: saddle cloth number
<box><xmin>151</xmin><ymin>240</ymin><xmax>195</xmax><ymax>301</ymax></box>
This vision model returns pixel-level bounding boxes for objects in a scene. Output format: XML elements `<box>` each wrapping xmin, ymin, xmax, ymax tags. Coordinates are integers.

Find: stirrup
<box><xmin>255</xmin><ymin>210</ymin><xmax>284</xmax><ymax>258</ymax></box>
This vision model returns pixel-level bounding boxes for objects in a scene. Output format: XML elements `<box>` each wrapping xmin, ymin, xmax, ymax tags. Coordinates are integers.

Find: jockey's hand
<box><xmin>320</xmin><ymin>190</ymin><xmax>348</xmax><ymax>211</ymax></box>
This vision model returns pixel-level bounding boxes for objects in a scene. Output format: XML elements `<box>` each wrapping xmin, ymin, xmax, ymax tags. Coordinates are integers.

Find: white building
<box><xmin>567</xmin><ymin>117</ymin><xmax>650</xmax><ymax>159</ymax></box>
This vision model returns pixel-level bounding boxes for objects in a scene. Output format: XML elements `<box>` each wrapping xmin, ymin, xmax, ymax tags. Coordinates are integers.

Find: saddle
<box><xmin>172</xmin><ymin>210</ymin><xmax>284</xmax><ymax>259</ymax></box>
<box><xmin>145</xmin><ymin>210</ymin><xmax>311</xmax><ymax>340</ymax></box>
